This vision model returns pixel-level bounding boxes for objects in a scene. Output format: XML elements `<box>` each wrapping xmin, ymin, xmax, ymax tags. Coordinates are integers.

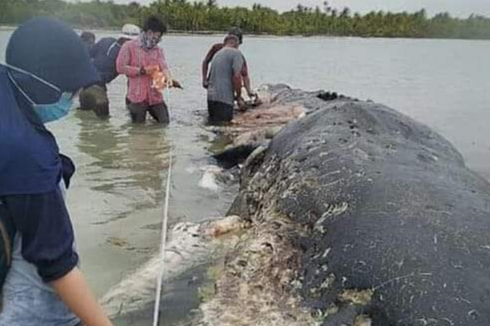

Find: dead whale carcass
<box><xmin>196</xmin><ymin>88</ymin><xmax>490</xmax><ymax>325</ymax></box>
<box><xmin>100</xmin><ymin>216</ymin><xmax>248</xmax><ymax>318</ymax></box>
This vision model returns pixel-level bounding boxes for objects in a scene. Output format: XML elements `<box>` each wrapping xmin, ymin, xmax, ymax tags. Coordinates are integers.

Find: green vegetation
<box><xmin>2</xmin><ymin>0</ymin><xmax>490</xmax><ymax>39</ymax></box>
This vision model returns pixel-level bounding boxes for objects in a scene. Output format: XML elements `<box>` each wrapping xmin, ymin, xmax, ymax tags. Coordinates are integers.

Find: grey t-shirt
<box><xmin>207</xmin><ymin>47</ymin><xmax>244</xmax><ymax>106</ymax></box>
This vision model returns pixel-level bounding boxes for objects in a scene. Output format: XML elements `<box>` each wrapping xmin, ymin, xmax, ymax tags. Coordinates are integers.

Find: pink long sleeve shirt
<box><xmin>116</xmin><ymin>39</ymin><xmax>169</xmax><ymax>106</ymax></box>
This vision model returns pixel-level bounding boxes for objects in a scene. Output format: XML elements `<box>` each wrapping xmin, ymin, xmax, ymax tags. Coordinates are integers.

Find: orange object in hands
<box><xmin>145</xmin><ymin>65</ymin><xmax>160</xmax><ymax>75</ymax></box>
<box><xmin>145</xmin><ymin>65</ymin><xmax>167</xmax><ymax>91</ymax></box>
<box><xmin>151</xmin><ymin>71</ymin><xmax>167</xmax><ymax>91</ymax></box>
<box><xmin>146</xmin><ymin>65</ymin><xmax>178</xmax><ymax>92</ymax></box>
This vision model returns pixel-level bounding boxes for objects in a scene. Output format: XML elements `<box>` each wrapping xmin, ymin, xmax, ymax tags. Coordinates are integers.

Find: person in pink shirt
<box><xmin>117</xmin><ymin>16</ymin><xmax>178</xmax><ymax>124</ymax></box>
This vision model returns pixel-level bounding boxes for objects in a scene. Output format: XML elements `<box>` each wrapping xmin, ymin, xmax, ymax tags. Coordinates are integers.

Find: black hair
<box><xmin>143</xmin><ymin>16</ymin><xmax>167</xmax><ymax>34</ymax></box>
<box><xmin>228</xmin><ymin>27</ymin><xmax>243</xmax><ymax>44</ymax></box>
<box><xmin>224</xmin><ymin>34</ymin><xmax>239</xmax><ymax>45</ymax></box>
<box><xmin>80</xmin><ymin>31</ymin><xmax>95</xmax><ymax>43</ymax></box>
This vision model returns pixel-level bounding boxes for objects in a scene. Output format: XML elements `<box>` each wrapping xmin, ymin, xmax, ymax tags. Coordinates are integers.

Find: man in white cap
<box><xmin>79</xmin><ymin>24</ymin><xmax>140</xmax><ymax>117</ymax></box>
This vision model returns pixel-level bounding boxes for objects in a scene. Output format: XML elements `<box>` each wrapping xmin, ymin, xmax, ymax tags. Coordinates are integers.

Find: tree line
<box><xmin>2</xmin><ymin>0</ymin><xmax>490</xmax><ymax>39</ymax></box>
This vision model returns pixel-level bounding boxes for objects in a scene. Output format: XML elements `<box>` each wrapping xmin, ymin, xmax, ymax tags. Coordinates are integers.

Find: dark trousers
<box><xmin>207</xmin><ymin>100</ymin><xmax>234</xmax><ymax>125</ymax></box>
<box><xmin>127</xmin><ymin>101</ymin><xmax>169</xmax><ymax>124</ymax></box>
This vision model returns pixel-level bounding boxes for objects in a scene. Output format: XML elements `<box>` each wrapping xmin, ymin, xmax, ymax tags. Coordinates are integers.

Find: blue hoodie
<box><xmin>90</xmin><ymin>36</ymin><xmax>123</xmax><ymax>85</ymax></box>
<box><xmin>0</xmin><ymin>17</ymin><xmax>99</xmax><ymax>326</ymax></box>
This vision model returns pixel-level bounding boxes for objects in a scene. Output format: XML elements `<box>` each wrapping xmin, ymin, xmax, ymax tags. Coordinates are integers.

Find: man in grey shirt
<box><xmin>207</xmin><ymin>34</ymin><xmax>244</xmax><ymax>124</ymax></box>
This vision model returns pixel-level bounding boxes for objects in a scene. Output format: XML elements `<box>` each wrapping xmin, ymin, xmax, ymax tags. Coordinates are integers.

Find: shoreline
<box><xmin>1</xmin><ymin>25</ymin><xmax>490</xmax><ymax>41</ymax></box>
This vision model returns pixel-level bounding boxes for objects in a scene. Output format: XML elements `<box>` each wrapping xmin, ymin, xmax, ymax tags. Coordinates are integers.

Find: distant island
<box><xmin>2</xmin><ymin>0</ymin><xmax>490</xmax><ymax>40</ymax></box>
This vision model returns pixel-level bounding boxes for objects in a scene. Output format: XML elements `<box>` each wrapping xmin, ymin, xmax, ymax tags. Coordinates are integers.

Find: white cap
<box><xmin>119</xmin><ymin>24</ymin><xmax>140</xmax><ymax>40</ymax></box>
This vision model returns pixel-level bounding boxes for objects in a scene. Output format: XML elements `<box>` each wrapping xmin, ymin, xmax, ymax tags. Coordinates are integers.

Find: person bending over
<box><xmin>79</xmin><ymin>24</ymin><xmax>140</xmax><ymax>118</ymax></box>
<box><xmin>206</xmin><ymin>34</ymin><xmax>244</xmax><ymax>124</ymax></box>
<box><xmin>202</xmin><ymin>27</ymin><xmax>256</xmax><ymax>100</ymax></box>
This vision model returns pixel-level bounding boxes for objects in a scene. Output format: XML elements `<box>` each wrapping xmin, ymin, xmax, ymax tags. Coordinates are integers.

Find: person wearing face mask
<box><xmin>116</xmin><ymin>16</ymin><xmax>181</xmax><ymax>124</ymax></box>
<box><xmin>0</xmin><ymin>17</ymin><xmax>114</xmax><ymax>326</ymax></box>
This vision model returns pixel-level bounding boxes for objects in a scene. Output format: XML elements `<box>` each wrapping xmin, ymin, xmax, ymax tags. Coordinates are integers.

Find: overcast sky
<box><xmin>104</xmin><ymin>0</ymin><xmax>490</xmax><ymax>18</ymax></box>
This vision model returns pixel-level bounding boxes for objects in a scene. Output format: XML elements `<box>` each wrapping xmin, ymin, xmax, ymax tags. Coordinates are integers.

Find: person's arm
<box><xmin>241</xmin><ymin>59</ymin><xmax>254</xmax><ymax>97</ymax></box>
<box><xmin>3</xmin><ymin>190</ymin><xmax>113</xmax><ymax>326</ymax></box>
<box><xmin>52</xmin><ymin>268</ymin><xmax>113</xmax><ymax>326</ymax></box>
<box><xmin>116</xmin><ymin>42</ymin><xmax>141</xmax><ymax>77</ymax></box>
<box><xmin>202</xmin><ymin>44</ymin><xmax>220</xmax><ymax>89</ymax></box>
<box><xmin>233</xmin><ymin>72</ymin><xmax>242</xmax><ymax>100</ymax></box>
<box><xmin>243</xmin><ymin>76</ymin><xmax>252</xmax><ymax>97</ymax></box>
<box><xmin>232</xmin><ymin>50</ymin><xmax>245</xmax><ymax>101</ymax></box>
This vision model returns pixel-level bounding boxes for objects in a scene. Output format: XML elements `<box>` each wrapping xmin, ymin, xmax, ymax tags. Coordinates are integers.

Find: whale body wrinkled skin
<box><xmin>200</xmin><ymin>86</ymin><xmax>490</xmax><ymax>326</ymax></box>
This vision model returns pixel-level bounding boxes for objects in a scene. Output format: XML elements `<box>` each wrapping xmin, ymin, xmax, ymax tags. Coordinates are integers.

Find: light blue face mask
<box><xmin>32</xmin><ymin>93</ymin><xmax>75</xmax><ymax>123</ymax></box>
<box><xmin>4</xmin><ymin>63</ymin><xmax>75</xmax><ymax>123</ymax></box>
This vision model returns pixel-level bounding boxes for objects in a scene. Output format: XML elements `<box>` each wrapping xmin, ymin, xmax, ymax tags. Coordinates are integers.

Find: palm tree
<box><xmin>2</xmin><ymin>0</ymin><xmax>490</xmax><ymax>39</ymax></box>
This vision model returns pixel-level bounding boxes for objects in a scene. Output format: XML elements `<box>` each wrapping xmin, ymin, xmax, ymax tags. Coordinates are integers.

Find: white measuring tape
<box><xmin>152</xmin><ymin>86</ymin><xmax>173</xmax><ymax>326</ymax></box>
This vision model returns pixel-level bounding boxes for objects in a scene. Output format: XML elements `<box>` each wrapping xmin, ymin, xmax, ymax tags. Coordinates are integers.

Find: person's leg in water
<box><xmin>79</xmin><ymin>87</ymin><xmax>97</xmax><ymax>111</ymax></box>
<box><xmin>78</xmin><ymin>84</ymin><xmax>109</xmax><ymax>118</ymax></box>
<box><xmin>127</xmin><ymin>102</ymin><xmax>148</xmax><ymax>123</ymax></box>
<box><xmin>207</xmin><ymin>100</ymin><xmax>233</xmax><ymax>125</ymax></box>
<box><xmin>93</xmin><ymin>83</ymin><xmax>109</xmax><ymax>118</ymax></box>
<box><xmin>148</xmin><ymin>102</ymin><xmax>170</xmax><ymax>125</ymax></box>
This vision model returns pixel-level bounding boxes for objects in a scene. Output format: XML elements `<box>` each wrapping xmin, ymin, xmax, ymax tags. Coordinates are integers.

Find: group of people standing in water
<box><xmin>80</xmin><ymin>16</ymin><xmax>256</xmax><ymax>125</ymax></box>
<box><xmin>0</xmin><ymin>14</ymin><xmax>256</xmax><ymax>326</ymax></box>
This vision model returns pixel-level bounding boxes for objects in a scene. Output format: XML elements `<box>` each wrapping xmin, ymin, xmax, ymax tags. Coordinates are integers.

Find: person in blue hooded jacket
<box><xmin>0</xmin><ymin>18</ymin><xmax>114</xmax><ymax>326</ymax></box>
<box><xmin>79</xmin><ymin>24</ymin><xmax>140</xmax><ymax>118</ymax></box>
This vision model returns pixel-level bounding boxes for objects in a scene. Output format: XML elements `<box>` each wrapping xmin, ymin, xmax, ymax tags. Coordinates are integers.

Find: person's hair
<box><xmin>228</xmin><ymin>27</ymin><xmax>243</xmax><ymax>44</ymax></box>
<box><xmin>80</xmin><ymin>31</ymin><xmax>95</xmax><ymax>44</ymax></box>
<box><xmin>143</xmin><ymin>16</ymin><xmax>167</xmax><ymax>34</ymax></box>
<box><xmin>224</xmin><ymin>34</ymin><xmax>239</xmax><ymax>46</ymax></box>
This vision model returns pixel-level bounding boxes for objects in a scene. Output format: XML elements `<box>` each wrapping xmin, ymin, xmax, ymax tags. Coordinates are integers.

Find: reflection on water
<box><xmin>75</xmin><ymin>110</ymin><xmax>171</xmax><ymax>227</ymax></box>
<box><xmin>77</xmin><ymin>110</ymin><xmax>170</xmax><ymax>211</ymax></box>
<box><xmin>74</xmin><ymin>110</ymin><xmax>210</xmax><ymax>326</ymax></box>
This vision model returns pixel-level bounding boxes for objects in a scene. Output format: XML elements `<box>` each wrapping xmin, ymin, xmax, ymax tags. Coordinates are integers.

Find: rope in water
<box><xmin>152</xmin><ymin>86</ymin><xmax>173</xmax><ymax>326</ymax></box>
